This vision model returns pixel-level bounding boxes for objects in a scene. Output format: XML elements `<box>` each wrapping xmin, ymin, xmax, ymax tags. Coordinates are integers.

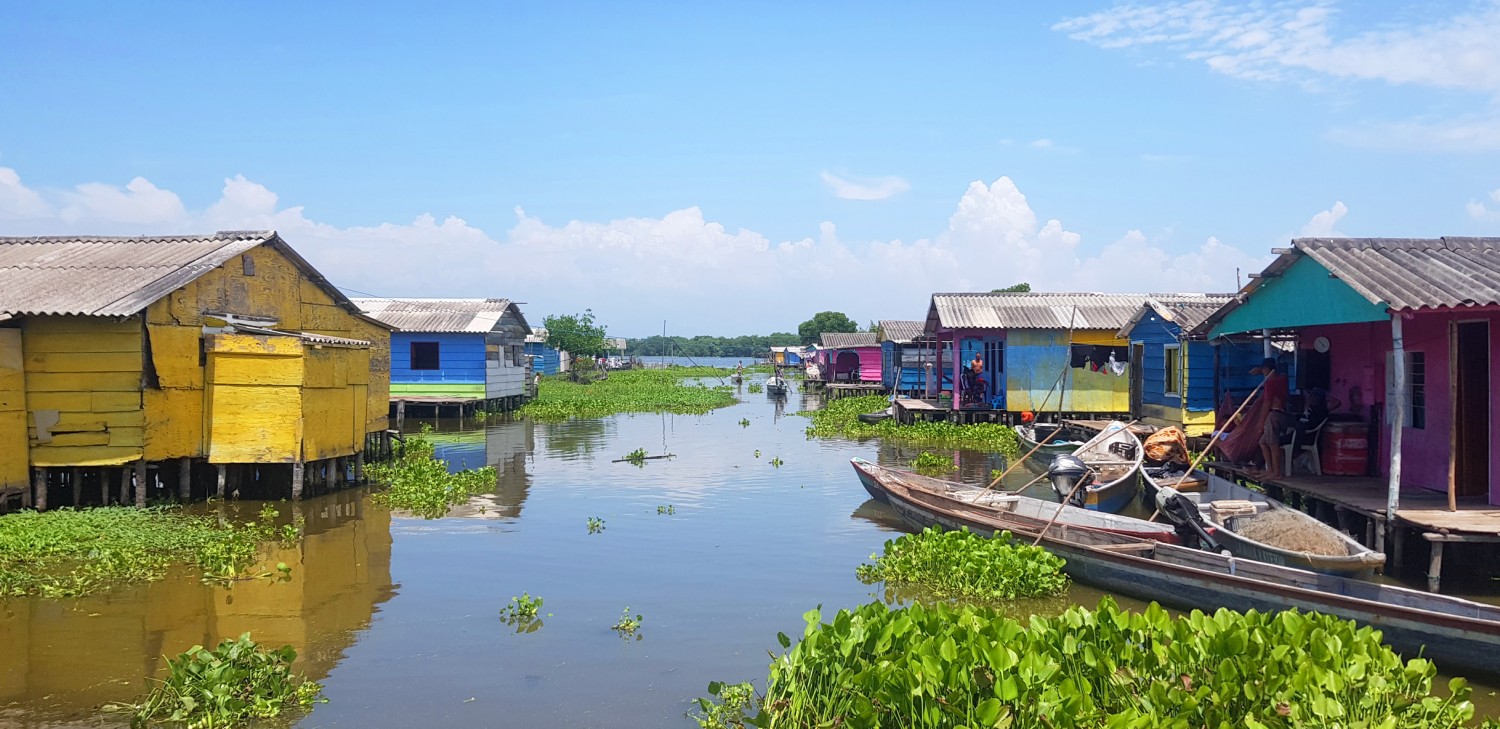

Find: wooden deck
<box><xmin>1204</xmin><ymin>461</ymin><xmax>1500</xmax><ymax>591</ymax></box>
<box><xmin>825</xmin><ymin>383</ymin><xmax>887</xmax><ymax>399</ymax></box>
<box><xmin>891</xmin><ymin>397</ymin><xmax>1006</xmax><ymax>424</ymax></box>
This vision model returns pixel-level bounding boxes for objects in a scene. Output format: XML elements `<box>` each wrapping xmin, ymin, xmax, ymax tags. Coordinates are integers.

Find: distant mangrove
<box><xmin>520</xmin><ymin>367</ymin><xmax>737</xmax><ymax>421</ymax></box>
<box><xmin>800</xmin><ymin>395</ymin><xmax>1021</xmax><ymax>457</ymax></box>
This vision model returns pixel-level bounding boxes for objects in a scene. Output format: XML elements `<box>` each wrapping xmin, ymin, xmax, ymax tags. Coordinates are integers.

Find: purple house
<box><xmin>819</xmin><ymin>332</ymin><xmax>881</xmax><ymax>383</ymax></box>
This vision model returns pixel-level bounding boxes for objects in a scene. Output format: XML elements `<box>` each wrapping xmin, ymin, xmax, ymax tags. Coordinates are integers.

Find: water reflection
<box><xmin>537</xmin><ymin>418</ymin><xmax>614</xmax><ymax>461</ymax></box>
<box><xmin>0</xmin><ymin>489</ymin><xmax>394</xmax><ymax>724</ymax></box>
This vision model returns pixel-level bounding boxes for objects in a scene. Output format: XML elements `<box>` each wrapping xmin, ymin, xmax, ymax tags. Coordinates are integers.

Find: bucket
<box><xmin>1320</xmin><ymin>421</ymin><xmax>1368</xmax><ymax>476</ymax></box>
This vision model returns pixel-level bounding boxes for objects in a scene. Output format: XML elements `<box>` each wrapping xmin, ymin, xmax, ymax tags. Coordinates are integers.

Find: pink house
<box><xmin>1198</xmin><ymin>237</ymin><xmax>1500</xmax><ymax>509</ymax></box>
<box><xmin>819</xmin><ymin>332</ymin><xmax>882</xmax><ymax>383</ymax></box>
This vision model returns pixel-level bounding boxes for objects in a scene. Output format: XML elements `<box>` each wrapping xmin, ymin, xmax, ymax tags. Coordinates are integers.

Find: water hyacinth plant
<box><xmin>856</xmin><ymin>527</ymin><xmax>1068</xmax><ymax>601</ymax></box>
<box><xmin>612</xmin><ymin>607</ymin><xmax>643</xmax><ymax>639</ymax></box>
<box><xmin>0</xmin><ymin>505</ymin><xmax>292</xmax><ymax>598</ymax></box>
<box><xmin>801</xmin><ymin>395</ymin><xmax>1021</xmax><ymax>457</ymax></box>
<box><xmin>122</xmin><ymin>632</ymin><xmax>324</xmax><ymax>728</ymax></box>
<box><xmin>366</xmin><ymin>428</ymin><xmax>497</xmax><ymax>519</ymax></box>
<box><xmin>587</xmin><ymin>516</ymin><xmax>606</xmax><ymax>534</ymax></box>
<box><xmin>910</xmin><ymin>451</ymin><xmax>956</xmax><ymax>475</ymax></box>
<box><xmin>499</xmin><ymin>593</ymin><xmax>547</xmax><ymax>632</ymax></box>
<box><xmin>623</xmin><ymin>447</ymin><xmax>649</xmax><ymax>466</ymax></box>
<box><xmin>520</xmin><ymin>368</ymin><xmax>737</xmax><ymax>421</ymax></box>
<box><xmin>706</xmin><ymin>598</ymin><xmax>1492</xmax><ymax>729</ymax></box>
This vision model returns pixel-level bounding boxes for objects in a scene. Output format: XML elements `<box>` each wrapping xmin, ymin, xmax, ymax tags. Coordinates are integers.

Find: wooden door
<box><xmin>1453</xmin><ymin>321</ymin><xmax>1489</xmax><ymax>498</ymax></box>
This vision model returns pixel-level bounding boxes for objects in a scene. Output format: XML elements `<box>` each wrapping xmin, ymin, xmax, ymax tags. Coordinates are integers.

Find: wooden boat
<box><xmin>1014</xmin><ymin>423</ymin><xmax>1083</xmax><ymax>456</ymax></box>
<box><xmin>1050</xmin><ymin>421</ymin><xmax>1142</xmax><ymax>513</ymax></box>
<box><xmin>856</xmin><ymin>457</ymin><xmax>1500</xmax><ymax>677</ymax></box>
<box><xmin>765</xmin><ymin>376</ymin><xmax>788</xmax><ymax>395</ymax></box>
<box><xmin>857</xmin><ymin>409</ymin><xmax>891</xmax><ymax>424</ymax></box>
<box><xmin>1142</xmin><ymin>465</ymin><xmax>1385</xmax><ymax>577</ymax></box>
<box><xmin>851</xmin><ymin>458</ymin><xmax>1182</xmax><ymax>542</ymax></box>
<box><xmin>730</xmin><ymin>373</ymin><xmax>743</xmax><ymax>383</ymax></box>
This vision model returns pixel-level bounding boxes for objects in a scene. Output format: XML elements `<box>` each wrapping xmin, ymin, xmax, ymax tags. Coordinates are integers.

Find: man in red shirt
<box><xmin>1255</xmin><ymin>357</ymin><xmax>1291</xmax><ymax>477</ymax></box>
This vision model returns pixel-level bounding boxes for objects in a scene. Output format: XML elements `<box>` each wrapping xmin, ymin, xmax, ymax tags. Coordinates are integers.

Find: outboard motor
<box><xmin>1154</xmin><ymin>486</ymin><xmax>1222</xmax><ymax>552</ymax></box>
<box><xmin>1047</xmin><ymin>454</ymin><xmax>1094</xmax><ymax>506</ymax></box>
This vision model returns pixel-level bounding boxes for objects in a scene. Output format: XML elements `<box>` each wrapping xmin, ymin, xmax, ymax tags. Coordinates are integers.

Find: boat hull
<box><xmin>1013</xmin><ymin>425</ymin><xmax>1079</xmax><ymax>457</ymax></box>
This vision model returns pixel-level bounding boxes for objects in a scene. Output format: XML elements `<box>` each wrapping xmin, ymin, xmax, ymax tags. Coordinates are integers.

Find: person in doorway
<box><xmin>964</xmin><ymin>353</ymin><xmax>986</xmax><ymax>405</ymax></box>
<box><xmin>1254</xmin><ymin>357</ymin><xmax>1291</xmax><ymax>478</ymax></box>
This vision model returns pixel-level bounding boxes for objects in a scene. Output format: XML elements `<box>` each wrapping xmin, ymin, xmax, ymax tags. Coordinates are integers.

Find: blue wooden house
<box><xmin>1117</xmin><ymin>295</ymin><xmax>1247</xmax><ymax>435</ymax></box>
<box><xmin>525</xmin><ymin>333</ymin><xmax>564</xmax><ymax>376</ymax></box>
<box><xmin>878</xmin><ymin>320</ymin><xmax>935</xmax><ymax>396</ymax></box>
<box><xmin>354</xmin><ymin>298</ymin><xmax>532</xmax><ymax>413</ymax></box>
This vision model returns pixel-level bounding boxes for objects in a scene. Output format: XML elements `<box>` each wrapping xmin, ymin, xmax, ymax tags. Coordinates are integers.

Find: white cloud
<box><xmin>0</xmin><ymin>166</ymin><xmax>1280</xmax><ymax>334</ymax></box>
<box><xmin>1467</xmin><ymin>187</ymin><xmax>1500</xmax><ymax>220</ymax></box>
<box><xmin>1330</xmin><ymin>113</ymin><xmax>1500</xmax><ymax>153</ymax></box>
<box><xmin>819</xmin><ymin>171</ymin><xmax>911</xmax><ymax>201</ymax></box>
<box><xmin>1029</xmin><ymin>138</ymin><xmax>1054</xmax><ymax>149</ymax></box>
<box><xmin>1055</xmin><ymin>1</ymin><xmax>1500</xmax><ymax>93</ymax></box>
<box><xmin>1300</xmin><ymin>201</ymin><xmax>1348</xmax><ymax>237</ymax></box>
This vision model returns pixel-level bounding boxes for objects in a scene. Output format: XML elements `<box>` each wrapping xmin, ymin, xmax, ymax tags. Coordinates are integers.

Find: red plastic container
<box><xmin>1320</xmin><ymin>421</ymin><xmax>1368</xmax><ymax>476</ymax></box>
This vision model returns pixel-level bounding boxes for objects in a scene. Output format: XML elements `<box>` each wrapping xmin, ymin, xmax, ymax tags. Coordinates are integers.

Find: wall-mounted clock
<box><xmin>1313</xmin><ymin>336</ymin><xmax>1330</xmax><ymax>353</ymax></box>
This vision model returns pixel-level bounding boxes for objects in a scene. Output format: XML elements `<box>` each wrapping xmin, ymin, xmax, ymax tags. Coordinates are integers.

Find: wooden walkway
<box><xmin>891</xmin><ymin>397</ymin><xmax>1007</xmax><ymax>424</ymax></box>
<box><xmin>1204</xmin><ymin>461</ymin><xmax>1500</xmax><ymax>591</ymax></box>
<box><xmin>825</xmin><ymin>383</ymin><xmax>887</xmax><ymax>399</ymax></box>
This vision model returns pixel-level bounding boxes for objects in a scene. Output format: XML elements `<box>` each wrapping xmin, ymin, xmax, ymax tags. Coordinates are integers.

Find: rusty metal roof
<box><xmin>1297</xmin><ymin>237</ymin><xmax>1500</xmax><ymax>311</ymax></box>
<box><xmin>1117</xmin><ymin>295</ymin><xmax>1234</xmax><ymax>338</ymax></box>
<box><xmin>877</xmin><ymin>320</ymin><xmax>926</xmax><ymax>343</ymax></box>
<box><xmin>351</xmin><ymin>298</ymin><xmax>530</xmax><ymax>334</ymax></box>
<box><xmin>1193</xmin><ymin>237</ymin><xmax>1500</xmax><ymax>336</ymax></box>
<box><xmin>925</xmin><ymin>292</ymin><xmax>1155</xmax><ymax>332</ymax></box>
<box><xmin>0</xmin><ymin>231</ymin><xmax>382</xmax><ymax>328</ymax></box>
<box><xmin>820</xmin><ymin>332</ymin><xmax>879</xmax><ymax>348</ymax></box>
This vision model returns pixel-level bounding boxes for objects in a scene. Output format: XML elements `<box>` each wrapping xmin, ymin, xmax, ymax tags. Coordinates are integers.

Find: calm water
<box><xmin>2</xmin><ymin>374</ymin><xmax>1497</xmax><ymax>727</ymax></box>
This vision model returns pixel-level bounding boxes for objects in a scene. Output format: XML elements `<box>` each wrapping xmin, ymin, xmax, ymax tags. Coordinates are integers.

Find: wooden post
<box><xmin>216</xmin><ymin>465</ymin><xmax>227</xmax><ymax>499</ymax></box>
<box><xmin>118</xmin><ymin>468</ymin><xmax>129</xmax><ymax>505</ymax></box>
<box><xmin>100</xmin><ymin>469</ymin><xmax>110</xmax><ymax>505</ymax></box>
<box><xmin>33</xmin><ymin>468</ymin><xmax>46</xmax><ymax>511</ymax></box>
<box><xmin>334</xmin><ymin>457</ymin><xmax>345</xmax><ymax>487</ymax></box>
<box><xmin>396</xmin><ymin>400</ymin><xmax>406</xmax><ymax>430</ymax></box>
<box><xmin>134</xmin><ymin>460</ymin><xmax>147</xmax><ymax>507</ymax></box>
<box><xmin>1388</xmin><ymin>314</ymin><xmax>1406</xmax><ymax>525</ymax></box>
<box><xmin>1427</xmin><ymin>540</ymin><xmax>1444</xmax><ymax>593</ymax></box>
<box><xmin>292</xmin><ymin>461</ymin><xmax>305</xmax><ymax>501</ymax></box>
<box><xmin>354</xmin><ymin>453</ymin><xmax>364</xmax><ymax>484</ymax></box>
<box><xmin>70</xmin><ymin>467</ymin><xmax>81</xmax><ymax>507</ymax></box>
<box><xmin>179</xmin><ymin>459</ymin><xmax>192</xmax><ymax>500</ymax></box>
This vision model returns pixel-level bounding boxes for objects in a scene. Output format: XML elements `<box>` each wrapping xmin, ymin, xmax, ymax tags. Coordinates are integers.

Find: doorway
<box><xmin>1453</xmin><ymin>321</ymin><xmax>1489</xmax><ymax>498</ymax></box>
<box><xmin>1130</xmin><ymin>343</ymin><xmax>1144</xmax><ymax>419</ymax></box>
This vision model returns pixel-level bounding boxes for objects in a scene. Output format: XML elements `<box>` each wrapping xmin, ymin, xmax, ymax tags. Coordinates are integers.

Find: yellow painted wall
<box><xmin>0</xmin><ymin>329</ymin><xmax>28</xmax><ymax>497</ymax></box>
<box><xmin>23</xmin><ymin>316</ymin><xmax>144</xmax><ymax>467</ymax></box>
<box><xmin>205</xmin><ymin>333</ymin><xmax>304</xmax><ymax>464</ymax></box>
<box><xmin>300</xmin><ymin>345</ymin><xmax>369</xmax><ymax>462</ymax></box>
<box><xmin>1004</xmin><ymin>329</ymin><xmax>1131</xmax><ymax>413</ymax></box>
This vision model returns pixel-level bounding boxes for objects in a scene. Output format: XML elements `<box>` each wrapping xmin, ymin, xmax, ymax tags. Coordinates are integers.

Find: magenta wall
<box><xmin>1301</xmin><ymin>309</ymin><xmax>1500</xmax><ymax>505</ymax></box>
<box><xmin>855</xmin><ymin>347</ymin><xmax>882</xmax><ymax>382</ymax></box>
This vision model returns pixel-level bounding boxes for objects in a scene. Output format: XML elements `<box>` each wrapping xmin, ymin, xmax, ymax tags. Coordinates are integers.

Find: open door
<box><xmin>1452</xmin><ymin>321</ymin><xmax>1489</xmax><ymax>499</ymax></box>
<box><xmin>1130</xmin><ymin>343</ymin><xmax>1144</xmax><ymax>420</ymax></box>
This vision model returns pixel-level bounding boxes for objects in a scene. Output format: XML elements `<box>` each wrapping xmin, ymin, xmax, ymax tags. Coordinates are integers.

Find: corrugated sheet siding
<box><xmin>525</xmin><ymin>342</ymin><xmax>561</xmax><ymax>375</ymax></box>
<box><xmin>821</xmin><ymin>332</ymin><xmax>879</xmax><ymax>348</ymax></box>
<box><xmin>878</xmin><ymin>320</ymin><xmax>925</xmax><ymax>344</ymax></box>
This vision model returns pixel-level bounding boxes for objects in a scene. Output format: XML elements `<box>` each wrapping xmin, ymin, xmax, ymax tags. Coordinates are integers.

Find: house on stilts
<box><xmin>352</xmin><ymin>298</ymin><xmax>533</xmax><ymax>420</ymax></box>
<box><xmin>1117</xmin><ymin>295</ymin><xmax>1250</xmax><ymax>436</ymax></box>
<box><xmin>878</xmin><ymin>320</ymin><xmax>940</xmax><ymax>397</ymax></box>
<box><xmin>0</xmin><ymin>231</ymin><xmax>393</xmax><ymax>511</ymax></box>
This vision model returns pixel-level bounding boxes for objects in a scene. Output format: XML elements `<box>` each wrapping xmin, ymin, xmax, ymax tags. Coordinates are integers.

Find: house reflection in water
<box><xmin>0</xmin><ymin>488</ymin><xmax>394</xmax><ymax>719</ymax></box>
<box><xmin>422</xmin><ymin>416</ymin><xmax>536</xmax><ymax>520</ymax></box>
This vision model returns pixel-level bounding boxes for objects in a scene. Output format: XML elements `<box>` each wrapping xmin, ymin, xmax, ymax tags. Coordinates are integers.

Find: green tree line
<box><xmin>626</xmin><ymin>333</ymin><xmax>800</xmax><ymax>357</ymax></box>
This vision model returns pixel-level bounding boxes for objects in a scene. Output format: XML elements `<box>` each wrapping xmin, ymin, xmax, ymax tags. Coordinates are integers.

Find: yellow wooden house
<box><xmin>0</xmin><ymin>231</ymin><xmax>392</xmax><ymax>510</ymax></box>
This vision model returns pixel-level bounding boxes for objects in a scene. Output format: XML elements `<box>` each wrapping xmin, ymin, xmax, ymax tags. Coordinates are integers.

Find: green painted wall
<box><xmin>1211</xmin><ymin>256</ymin><xmax>1387</xmax><ymax>337</ymax></box>
<box><xmin>390</xmin><ymin>383</ymin><xmax>486</xmax><ymax>398</ymax></box>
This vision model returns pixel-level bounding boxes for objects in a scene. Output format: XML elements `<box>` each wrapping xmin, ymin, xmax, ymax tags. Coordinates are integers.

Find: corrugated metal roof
<box><xmin>0</xmin><ymin>232</ymin><xmax>273</xmax><ymax>317</ymax></box>
<box><xmin>926</xmin><ymin>292</ymin><xmax>1155</xmax><ymax>332</ymax></box>
<box><xmin>1116</xmin><ymin>295</ymin><xmax>1234</xmax><ymax>337</ymax></box>
<box><xmin>1192</xmin><ymin>237</ymin><xmax>1500</xmax><ymax>337</ymax></box>
<box><xmin>877</xmin><ymin>320</ymin><xmax>926</xmax><ymax>343</ymax></box>
<box><xmin>1297</xmin><ymin>237</ymin><xmax>1500</xmax><ymax>311</ymax></box>
<box><xmin>351</xmin><ymin>298</ymin><xmax>528</xmax><ymax>333</ymax></box>
<box><xmin>820</xmin><ymin>332</ymin><xmax>879</xmax><ymax>348</ymax></box>
<box><xmin>233</xmin><ymin>324</ymin><xmax>371</xmax><ymax>348</ymax></box>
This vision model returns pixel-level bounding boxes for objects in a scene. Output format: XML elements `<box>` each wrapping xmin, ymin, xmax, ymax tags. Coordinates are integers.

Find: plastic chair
<box><xmin>1282</xmin><ymin>420</ymin><xmax>1325</xmax><ymax>476</ymax></box>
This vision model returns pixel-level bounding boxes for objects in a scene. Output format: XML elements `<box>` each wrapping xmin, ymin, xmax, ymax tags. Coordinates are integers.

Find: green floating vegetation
<box><xmin>910</xmin><ymin>451</ymin><xmax>956</xmax><ymax>475</ymax></box>
<box><xmin>367</xmin><ymin>429</ymin><xmax>496</xmax><ymax>519</ymax></box>
<box><xmin>122</xmin><ymin>632</ymin><xmax>323</xmax><ymax>728</ymax></box>
<box><xmin>700</xmin><ymin>598</ymin><xmax>1491</xmax><ymax>729</ymax></box>
<box><xmin>520</xmin><ymin>367</ymin><xmax>738</xmax><ymax>421</ymax></box>
<box><xmin>499</xmin><ymin>593</ymin><xmax>546</xmax><ymax>632</ymax></box>
<box><xmin>657</xmin><ymin>505</ymin><xmax>676</xmax><ymax>515</ymax></box>
<box><xmin>691</xmin><ymin>681</ymin><xmax>756</xmax><ymax>729</ymax></box>
<box><xmin>0</xmin><ymin>505</ymin><xmax>292</xmax><ymax>598</ymax></box>
<box><xmin>801</xmin><ymin>395</ymin><xmax>1021</xmax><ymax>457</ymax></box>
<box><xmin>623</xmin><ymin>447</ymin><xmax>649</xmax><ymax>466</ymax></box>
<box><xmin>611</xmin><ymin>607</ymin><xmax>643</xmax><ymax>639</ymax></box>
<box><xmin>747</xmin><ymin>382</ymin><xmax>764</xmax><ymax>394</ymax></box>
<box><xmin>856</xmin><ymin>527</ymin><xmax>1068</xmax><ymax>601</ymax></box>
<box><xmin>587</xmin><ymin>516</ymin><xmax>606</xmax><ymax>534</ymax></box>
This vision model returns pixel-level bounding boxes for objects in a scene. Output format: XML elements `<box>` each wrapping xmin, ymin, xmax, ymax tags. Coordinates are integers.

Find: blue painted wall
<box><xmin>525</xmin><ymin>341</ymin><xmax>561</xmax><ymax>375</ymax></box>
<box><xmin>882</xmin><ymin>342</ymin><xmax>935</xmax><ymax>395</ymax></box>
<box><xmin>1128</xmin><ymin>316</ymin><xmax>1220</xmax><ymax>413</ymax></box>
<box><xmin>390</xmin><ymin>332</ymin><xmax>486</xmax><ymax>384</ymax></box>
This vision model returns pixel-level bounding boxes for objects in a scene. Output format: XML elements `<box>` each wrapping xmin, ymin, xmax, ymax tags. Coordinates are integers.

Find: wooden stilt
<box><xmin>216</xmin><ymin>465</ymin><xmax>226</xmax><ymax>499</ymax></box>
<box><xmin>33</xmin><ymin>468</ymin><xmax>47</xmax><ymax>511</ymax></box>
<box><xmin>396</xmin><ymin>400</ymin><xmax>406</xmax><ymax>430</ymax></box>
<box><xmin>354</xmin><ymin>453</ymin><xmax>364</xmax><ymax>484</ymax></box>
<box><xmin>134</xmin><ymin>460</ymin><xmax>147</xmax><ymax>507</ymax></box>
<box><xmin>1428</xmin><ymin>541</ymin><xmax>1444</xmax><ymax>593</ymax></box>
<box><xmin>70</xmin><ymin>467</ymin><xmax>81</xmax><ymax>507</ymax></box>
<box><xmin>118</xmin><ymin>467</ymin><xmax>129</xmax><ymax>505</ymax></box>
<box><xmin>179</xmin><ymin>458</ymin><xmax>192</xmax><ymax>500</ymax></box>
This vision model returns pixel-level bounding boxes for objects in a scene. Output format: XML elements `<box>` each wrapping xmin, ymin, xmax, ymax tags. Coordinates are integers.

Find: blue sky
<box><xmin>3</xmin><ymin>1</ymin><xmax>1499</xmax><ymax>335</ymax></box>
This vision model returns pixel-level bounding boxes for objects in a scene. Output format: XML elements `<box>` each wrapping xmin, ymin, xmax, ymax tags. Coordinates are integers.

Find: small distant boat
<box><xmin>857</xmin><ymin>409</ymin><xmax>891</xmax><ymax>424</ymax></box>
<box><xmin>854</xmin><ymin>457</ymin><xmax>1500</xmax><ymax>677</ymax></box>
<box><xmin>850</xmin><ymin>458</ymin><xmax>1182</xmax><ymax>542</ymax></box>
<box><xmin>1142</xmin><ymin>465</ymin><xmax>1385</xmax><ymax>577</ymax></box>
<box><xmin>1014</xmin><ymin>423</ymin><xmax>1084</xmax><ymax>456</ymax></box>
<box><xmin>730</xmin><ymin>373</ymin><xmax>743</xmax><ymax>383</ymax></box>
<box><xmin>1046</xmin><ymin>421</ymin><xmax>1142</xmax><ymax>513</ymax></box>
<box><xmin>765</xmin><ymin>376</ymin><xmax>788</xmax><ymax>395</ymax></box>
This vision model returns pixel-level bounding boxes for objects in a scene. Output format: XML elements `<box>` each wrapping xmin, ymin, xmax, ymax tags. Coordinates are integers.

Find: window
<box><xmin>410</xmin><ymin>341</ymin><xmax>440</xmax><ymax>370</ymax></box>
<box><xmin>1163</xmin><ymin>345</ymin><xmax>1181</xmax><ymax>396</ymax></box>
<box><xmin>984</xmin><ymin>340</ymin><xmax>1004</xmax><ymax>373</ymax></box>
<box><xmin>241</xmin><ymin>254</ymin><xmax>255</xmax><ymax>276</ymax></box>
<box><xmin>1297</xmin><ymin>349</ymin><xmax>1331</xmax><ymax>392</ymax></box>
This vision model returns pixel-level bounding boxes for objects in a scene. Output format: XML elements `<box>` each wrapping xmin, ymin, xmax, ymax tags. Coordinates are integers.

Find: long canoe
<box><xmin>1142</xmin><ymin>465</ymin><xmax>1385</xmax><ymax>577</ymax></box>
<box><xmin>1057</xmin><ymin>421</ymin><xmax>1142</xmax><ymax>513</ymax></box>
<box><xmin>851</xmin><ymin>458</ymin><xmax>1182</xmax><ymax>542</ymax></box>
<box><xmin>1013</xmin><ymin>424</ymin><xmax>1083</xmax><ymax>457</ymax></box>
<box><xmin>855</xmin><ymin>457</ymin><xmax>1500</xmax><ymax>677</ymax></box>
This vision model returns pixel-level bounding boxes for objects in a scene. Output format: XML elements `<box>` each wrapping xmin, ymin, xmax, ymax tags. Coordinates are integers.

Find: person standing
<box><xmin>1255</xmin><ymin>357</ymin><xmax>1291</xmax><ymax>477</ymax></box>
